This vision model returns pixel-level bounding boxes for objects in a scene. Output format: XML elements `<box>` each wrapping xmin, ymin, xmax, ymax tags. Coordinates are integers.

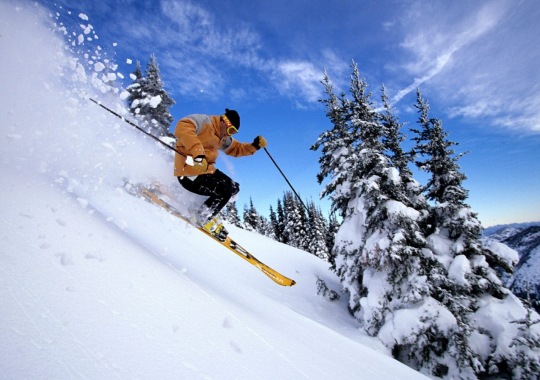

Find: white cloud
<box><xmin>393</xmin><ymin>1</ymin><xmax>504</xmax><ymax>102</ymax></box>
<box><xmin>274</xmin><ymin>60</ymin><xmax>324</xmax><ymax>103</ymax></box>
<box><xmin>393</xmin><ymin>0</ymin><xmax>540</xmax><ymax>133</ymax></box>
<box><xmin>157</xmin><ymin>0</ymin><xmax>338</xmax><ymax>105</ymax></box>
<box><xmin>269</xmin><ymin>50</ymin><xmax>349</xmax><ymax>106</ymax></box>
<box><xmin>51</xmin><ymin>0</ymin><xmax>340</xmax><ymax>105</ymax></box>
<box><xmin>101</xmin><ymin>0</ymin><xmax>265</xmax><ymax>99</ymax></box>
<box><xmin>158</xmin><ymin>0</ymin><xmax>263</xmax><ymax>66</ymax></box>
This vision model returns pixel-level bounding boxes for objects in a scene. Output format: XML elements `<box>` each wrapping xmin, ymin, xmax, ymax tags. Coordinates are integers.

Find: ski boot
<box><xmin>201</xmin><ymin>216</ymin><xmax>229</xmax><ymax>242</ymax></box>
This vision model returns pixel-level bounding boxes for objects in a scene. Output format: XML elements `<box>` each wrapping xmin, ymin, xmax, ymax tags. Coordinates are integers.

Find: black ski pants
<box><xmin>178</xmin><ymin>169</ymin><xmax>239</xmax><ymax>220</ymax></box>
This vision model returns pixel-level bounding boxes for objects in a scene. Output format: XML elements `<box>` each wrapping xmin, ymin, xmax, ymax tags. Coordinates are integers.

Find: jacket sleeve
<box><xmin>223</xmin><ymin>139</ymin><xmax>257</xmax><ymax>157</ymax></box>
<box><xmin>174</xmin><ymin>117</ymin><xmax>205</xmax><ymax>157</ymax></box>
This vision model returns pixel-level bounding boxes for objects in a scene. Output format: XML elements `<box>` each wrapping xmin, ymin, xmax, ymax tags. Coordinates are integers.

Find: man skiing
<box><xmin>173</xmin><ymin>109</ymin><xmax>267</xmax><ymax>240</ymax></box>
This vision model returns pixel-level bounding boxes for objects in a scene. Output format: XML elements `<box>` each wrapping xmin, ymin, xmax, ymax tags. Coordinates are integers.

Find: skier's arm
<box><xmin>223</xmin><ymin>135</ymin><xmax>267</xmax><ymax>157</ymax></box>
<box><xmin>223</xmin><ymin>139</ymin><xmax>256</xmax><ymax>157</ymax></box>
<box><xmin>175</xmin><ymin>117</ymin><xmax>205</xmax><ymax>157</ymax></box>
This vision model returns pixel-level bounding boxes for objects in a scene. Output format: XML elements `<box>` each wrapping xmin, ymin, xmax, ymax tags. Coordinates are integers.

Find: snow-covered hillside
<box><xmin>487</xmin><ymin>225</ymin><xmax>540</xmax><ymax>311</ymax></box>
<box><xmin>0</xmin><ymin>2</ymin><xmax>429</xmax><ymax>379</ymax></box>
<box><xmin>484</xmin><ymin>222</ymin><xmax>540</xmax><ymax>238</ymax></box>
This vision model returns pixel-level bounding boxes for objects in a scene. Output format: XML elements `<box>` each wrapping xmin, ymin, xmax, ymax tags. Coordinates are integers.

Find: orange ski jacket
<box><xmin>173</xmin><ymin>114</ymin><xmax>257</xmax><ymax>177</ymax></box>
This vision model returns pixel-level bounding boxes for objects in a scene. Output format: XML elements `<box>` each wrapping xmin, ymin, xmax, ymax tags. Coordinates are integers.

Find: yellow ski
<box><xmin>137</xmin><ymin>187</ymin><xmax>296</xmax><ymax>287</ymax></box>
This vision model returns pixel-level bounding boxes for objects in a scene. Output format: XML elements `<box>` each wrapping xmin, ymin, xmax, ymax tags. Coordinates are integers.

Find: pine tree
<box><xmin>328</xmin><ymin>62</ymin><xmax>387</xmax><ymax>319</ymax></box>
<box><xmin>380</xmin><ymin>86</ymin><xmax>415</xmax><ymax>192</ymax></box>
<box><xmin>269</xmin><ymin>206</ymin><xmax>280</xmax><ymax>241</ymax></box>
<box><xmin>506</xmin><ymin>302</ymin><xmax>540</xmax><ymax>378</ymax></box>
<box><xmin>342</xmin><ymin>66</ymin><xmax>448</xmax><ymax>348</ymax></box>
<box><xmin>380</xmin><ymin>85</ymin><xmax>429</xmax><ymax>219</ymax></box>
<box><xmin>282</xmin><ymin>191</ymin><xmax>308</xmax><ymax>249</ymax></box>
<box><xmin>223</xmin><ymin>202</ymin><xmax>242</xmax><ymax>228</ymax></box>
<box><xmin>409</xmin><ymin>89</ymin><xmax>540</xmax><ymax>379</ymax></box>
<box><xmin>276</xmin><ymin>199</ymin><xmax>286</xmax><ymax>243</ymax></box>
<box><xmin>126</xmin><ymin>55</ymin><xmax>175</xmax><ymax>136</ymax></box>
<box><xmin>312</xmin><ymin>66</ymin><xmax>538</xmax><ymax>379</ymax></box>
<box><xmin>326</xmin><ymin>212</ymin><xmax>340</xmax><ymax>268</ymax></box>
<box><xmin>305</xmin><ymin>200</ymin><xmax>330</xmax><ymax>261</ymax></box>
<box><xmin>297</xmin><ymin>199</ymin><xmax>311</xmax><ymax>252</ymax></box>
<box><xmin>243</xmin><ymin>198</ymin><xmax>260</xmax><ymax>231</ymax></box>
<box><xmin>257</xmin><ymin>215</ymin><xmax>275</xmax><ymax>238</ymax></box>
<box><xmin>125</xmin><ymin>61</ymin><xmax>145</xmax><ymax>115</ymax></box>
<box><xmin>311</xmin><ymin>70</ymin><xmax>355</xmax><ymax>217</ymax></box>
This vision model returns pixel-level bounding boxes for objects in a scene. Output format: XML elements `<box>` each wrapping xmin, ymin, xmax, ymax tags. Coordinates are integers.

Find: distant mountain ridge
<box><xmin>485</xmin><ymin>222</ymin><xmax>540</xmax><ymax>311</ymax></box>
<box><xmin>483</xmin><ymin>221</ymin><xmax>540</xmax><ymax>237</ymax></box>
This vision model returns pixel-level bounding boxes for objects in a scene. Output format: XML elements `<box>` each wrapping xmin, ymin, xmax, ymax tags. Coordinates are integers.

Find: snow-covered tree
<box><xmin>329</xmin><ymin>66</ymin><xmax>447</xmax><ymax>351</ymax></box>
<box><xmin>314</xmin><ymin>65</ymin><xmax>540</xmax><ymax>378</ymax></box>
<box><xmin>222</xmin><ymin>201</ymin><xmax>242</xmax><ymax>228</ymax></box>
<box><xmin>506</xmin><ymin>302</ymin><xmax>540</xmax><ymax>378</ymax></box>
<box><xmin>311</xmin><ymin>70</ymin><xmax>355</xmax><ymax>218</ymax></box>
<box><xmin>380</xmin><ymin>85</ymin><xmax>410</xmax><ymax>175</ymax></box>
<box><xmin>326</xmin><ymin>212</ymin><xmax>340</xmax><ymax>267</ymax></box>
<box><xmin>126</xmin><ymin>54</ymin><xmax>175</xmax><ymax>136</ymax></box>
<box><xmin>275</xmin><ymin>199</ymin><xmax>286</xmax><ymax>243</ymax></box>
<box><xmin>125</xmin><ymin>60</ymin><xmax>144</xmax><ymax>113</ymax></box>
<box><xmin>243</xmin><ymin>198</ymin><xmax>260</xmax><ymax>232</ymax></box>
<box><xmin>281</xmin><ymin>191</ymin><xmax>308</xmax><ymax>249</ymax></box>
<box><xmin>324</xmin><ymin>62</ymin><xmax>385</xmax><ymax>319</ymax></box>
<box><xmin>269</xmin><ymin>205</ymin><xmax>280</xmax><ymax>241</ymax></box>
<box><xmin>305</xmin><ymin>200</ymin><xmax>330</xmax><ymax>261</ymax></box>
<box><xmin>380</xmin><ymin>85</ymin><xmax>430</xmax><ymax>222</ymax></box>
<box><xmin>409</xmin><ymin>89</ymin><xmax>540</xmax><ymax>379</ymax></box>
<box><xmin>257</xmin><ymin>215</ymin><xmax>275</xmax><ymax>239</ymax></box>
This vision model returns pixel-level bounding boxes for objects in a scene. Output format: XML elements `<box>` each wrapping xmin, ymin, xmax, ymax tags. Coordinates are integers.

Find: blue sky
<box><xmin>40</xmin><ymin>0</ymin><xmax>540</xmax><ymax>227</ymax></box>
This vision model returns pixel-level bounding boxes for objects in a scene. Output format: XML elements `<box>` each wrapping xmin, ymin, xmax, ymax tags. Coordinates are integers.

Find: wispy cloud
<box><xmin>271</xmin><ymin>50</ymin><xmax>351</xmax><ymax>107</ymax></box>
<box><xmin>159</xmin><ymin>0</ymin><xmax>263</xmax><ymax>65</ymax></box>
<box><xmin>273</xmin><ymin>61</ymin><xmax>322</xmax><ymax>104</ymax></box>
<box><xmin>51</xmin><ymin>0</ymin><xmax>344</xmax><ymax>105</ymax></box>
<box><xmin>393</xmin><ymin>1</ymin><xmax>504</xmax><ymax>103</ymax></box>
<box><xmin>109</xmin><ymin>0</ymin><xmax>325</xmax><ymax>104</ymax></box>
<box><xmin>392</xmin><ymin>0</ymin><xmax>540</xmax><ymax>133</ymax></box>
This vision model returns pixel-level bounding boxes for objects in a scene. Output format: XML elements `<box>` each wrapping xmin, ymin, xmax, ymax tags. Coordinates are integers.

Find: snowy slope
<box><xmin>1</xmin><ymin>170</ymin><xmax>425</xmax><ymax>379</ymax></box>
<box><xmin>491</xmin><ymin>226</ymin><xmax>540</xmax><ymax>309</ymax></box>
<box><xmin>0</xmin><ymin>2</ymin><xmax>428</xmax><ymax>379</ymax></box>
<box><xmin>484</xmin><ymin>223</ymin><xmax>540</xmax><ymax>309</ymax></box>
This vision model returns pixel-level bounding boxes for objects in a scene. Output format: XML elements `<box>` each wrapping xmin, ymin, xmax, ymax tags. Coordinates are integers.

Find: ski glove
<box><xmin>192</xmin><ymin>155</ymin><xmax>208</xmax><ymax>173</ymax></box>
<box><xmin>252</xmin><ymin>136</ymin><xmax>267</xmax><ymax>150</ymax></box>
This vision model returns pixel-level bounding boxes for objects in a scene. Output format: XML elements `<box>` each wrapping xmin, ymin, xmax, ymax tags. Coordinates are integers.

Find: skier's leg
<box><xmin>178</xmin><ymin>169</ymin><xmax>239</xmax><ymax>220</ymax></box>
<box><xmin>201</xmin><ymin>172</ymin><xmax>239</xmax><ymax>219</ymax></box>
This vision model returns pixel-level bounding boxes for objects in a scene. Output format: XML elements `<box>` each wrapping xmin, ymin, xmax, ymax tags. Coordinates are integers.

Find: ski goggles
<box><xmin>222</xmin><ymin>114</ymin><xmax>238</xmax><ymax>136</ymax></box>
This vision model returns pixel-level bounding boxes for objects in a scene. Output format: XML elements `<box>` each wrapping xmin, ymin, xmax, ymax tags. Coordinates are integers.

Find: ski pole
<box><xmin>263</xmin><ymin>148</ymin><xmax>309</xmax><ymax>213</ymax></box>
<box><xmin>89</xmin><ymin>98</ymin><xmax>186</xmax><ymax>158</ymax></box>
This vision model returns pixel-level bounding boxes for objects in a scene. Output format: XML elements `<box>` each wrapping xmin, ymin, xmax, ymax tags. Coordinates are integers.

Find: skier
<box><xmin>173</xmin><ymin>109</ymin><xmax>267</xmax><ymax>240</ymax></box>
